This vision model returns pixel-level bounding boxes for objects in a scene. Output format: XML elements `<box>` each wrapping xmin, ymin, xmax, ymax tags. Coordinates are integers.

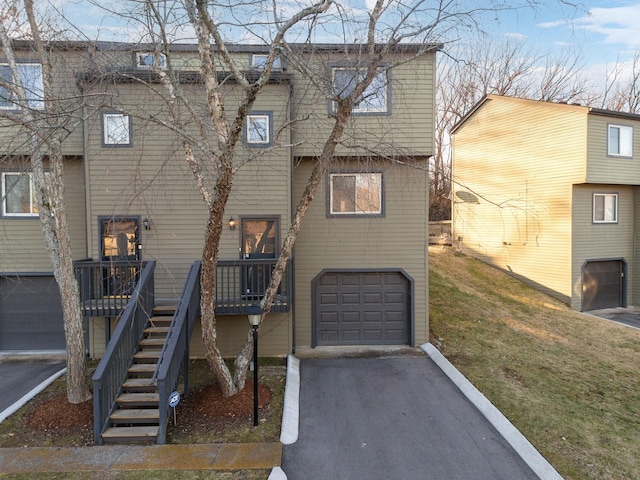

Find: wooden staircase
<box><xmin>101</xmin><ymin>306</ymin><xmax>175</xmax><ymax>444</ymax></box>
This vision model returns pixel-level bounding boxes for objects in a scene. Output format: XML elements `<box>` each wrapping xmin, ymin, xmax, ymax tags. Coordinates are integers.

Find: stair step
<box><xmin>134</xmin><ymin>350</ymin><xmax>161</xmax><ymax>361</ymax></box>
<box><xmin>139</xmin><ymin>338</ymin><xmax>166</xmax><ymax>347</ymax></box>
<box><xmin>117</xmin><ymin>393</ymin><xmax>160</xmax><ymax>407</ymax></box>
<box><xmin>128</xmin><ymin>364</ymin><xmax>157</xmax><ymax>376</ymax></box>
<box><xmin>109</xmin><ymin>408</ymin><xmax>160</xmax><ymax>424</ymax></box>
<box><xmin>102</xmin><ymin>426</ymin><xmax>159</xmax><ymax>444</ymax></box>
<box><xmin>123</xmin><ymin>378</ymin><xmax>157</xmax><ymax>391</ymax></box>
<box><xmin>152</xmin><ymin>305</ymin><xmax>176</xmax><ymax>316</ymax></box>
<box><xmin>144</xmin><ymin>326</ymin><xmax>170</xmax><ymax>335</ymax></box>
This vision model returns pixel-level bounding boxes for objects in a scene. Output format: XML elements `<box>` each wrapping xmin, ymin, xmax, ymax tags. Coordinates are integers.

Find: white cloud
<box><xmin>573</xmin><ymin>3</ymin><xmax>640</xmax><ymax>48</ymax></box>
<box><xmin>505</xmin><ymin>32</ymin><xmax>527</xmax><ymax>40</ymax></box>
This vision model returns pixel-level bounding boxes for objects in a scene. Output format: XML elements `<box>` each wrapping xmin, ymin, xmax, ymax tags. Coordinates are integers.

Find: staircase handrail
<box><xmin>154</xmin><ymin>260</ymin><xmax>201</xmax><ymax>444</ymax></box>
<box><xmin>91</xmin><ymin>260</ymin><xmax>156</xmax><ymax>445</ymax></box>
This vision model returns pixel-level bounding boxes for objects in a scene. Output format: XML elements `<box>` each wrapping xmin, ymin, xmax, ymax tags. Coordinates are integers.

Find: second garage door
<box><xmin>0</xmin><ymin>275</ymin><xmax>65</xmax><ymax>351</ymax></box>
<box><xmin>582</xmin><ymin>260</ymin><xmax>625</xmax><ymax>311</ymax></box>
<box><xmin>313</xmin><ymin>270</ymin><xmax>411</xmax><ymax>346</ymax></box>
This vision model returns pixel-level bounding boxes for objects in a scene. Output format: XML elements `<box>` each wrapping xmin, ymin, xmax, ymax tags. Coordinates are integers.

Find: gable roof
<box><xmin>451</xmin><ymin>94</ymin><xmax>640</xmax><ymax>135</ymax></box>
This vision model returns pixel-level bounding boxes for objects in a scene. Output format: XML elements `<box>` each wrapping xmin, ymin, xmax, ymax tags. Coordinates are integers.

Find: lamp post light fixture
<box><xmin>247</xmin><ymin>304</ymin><xmax>262</xmax><ymax>426</ymax></box>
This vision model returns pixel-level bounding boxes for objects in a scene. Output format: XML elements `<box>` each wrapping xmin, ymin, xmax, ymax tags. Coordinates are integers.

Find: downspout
<box><xmin>288</xmin><ymin>77</ymin><xmax>296</xmax><ymax>355</ymax></box>
<box><xmin>76</xmin><ymin>62</ymin><xmax>93</xmax><ymax>357</ymax></box>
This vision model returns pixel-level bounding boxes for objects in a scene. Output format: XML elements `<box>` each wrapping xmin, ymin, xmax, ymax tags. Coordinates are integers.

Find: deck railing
<box><xmin>91</xmin><ymin>261</ymin><xmax>155</xmax><ymax>445</ymax></box>
<box><xmin>154</xmin><ymin>261</ymin><xmax>201</xmax><ymax>444</ymax></box>
<box><xmin>74</xmin><ymin>260</ymin><xmax>148</xmax><ymax>317</ymax></box>
<box><xmin>216</xmin><ymin>258</ymin><xmax>291</xmax><ymax>314</ymax></box>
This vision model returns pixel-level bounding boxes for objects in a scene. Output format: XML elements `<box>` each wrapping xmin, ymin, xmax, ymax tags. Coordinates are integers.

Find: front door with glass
<box><xmin>241</xmin><ymin>218</ymin><xmax>278</xmax><ymax>299</ymax></box>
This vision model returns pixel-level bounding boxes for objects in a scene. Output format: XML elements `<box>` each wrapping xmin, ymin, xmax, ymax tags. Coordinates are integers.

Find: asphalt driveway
<box><xmin>0</xmin><ymin>361</ymin><xmax>65</xmax><ymax>417</ymax></box>
<box><xmin>282</xmin><ymin>356</ymin><xmax>541</xmax><ymax>480</ymax></box>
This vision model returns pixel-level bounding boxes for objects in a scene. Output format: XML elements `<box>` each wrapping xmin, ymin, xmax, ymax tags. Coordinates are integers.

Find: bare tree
<box><xmin>87</xmin><ymin>0</ymin><xmax>577</xmax><ymax>395</ymax></box>
<box><xmin>0</xmin><ymin>1</ymin><xmax>90</xmax><ymax>403</ymax></box>
<box><xmin>599</xmin><ymin>49</ymin><xmax>640</xmax><ymax>114</ymax></box>
<box><xmin>434</xmin><ymin>36</ymin><xmax>587</xmax><ymax>220</ymax></box>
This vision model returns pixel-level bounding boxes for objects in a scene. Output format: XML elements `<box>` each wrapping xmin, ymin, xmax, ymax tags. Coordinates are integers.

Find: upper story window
<box><xmin>135</xmin><ymin>52</ymin><xmax>166</xmax><ymax>70</ymax></box>
<box><xmin>102</xmin><ymin>112</ymin><xmax>132</xmax><ymax>147</ymax></box>
<box><xmin>250</xmin><ymin>54</ymin><xmax>283</xmax><ymax>71</ymax></box>
<box><xmin>0</xmin><ymin>63</ymin><xmax>44</xmax><ymax>111</ymax></box>
<box><xmin>329</xmin><ymin>172</ymin><xmax>383</xmax><ymax>216</ymax></box>
<box><xmin>244</xmin><ymin>112</ymin><xmax>272</xmax><ymax>147</ymax></box>
<box><xmin>608</xmin><ymin>124</ymin><xmax>633</xmax><ymax>157</ymax></box>
<box><xmin>1</xmin><ymin>171</ymin><xmax>48</xmax><ymax>217</ymax></box>
<box><xmin>593</xmin><ymin>193</ymin><xmax>618</xmax><ymax>223</ymax></box>
<box><xmin>330</xmin><ymin>66</ymin><xmax>390</xmax><ymax>115</ymax></box>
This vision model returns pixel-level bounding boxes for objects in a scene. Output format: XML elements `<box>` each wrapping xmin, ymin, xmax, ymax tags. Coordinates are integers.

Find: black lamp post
<box><xmin>247</xmin><ymin>304</ymin><xmax>262</xmax><ymax>426</ymax></box>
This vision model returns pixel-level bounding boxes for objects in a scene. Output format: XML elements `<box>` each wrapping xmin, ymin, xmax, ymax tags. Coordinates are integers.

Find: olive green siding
<box><xmin>293</xmin><ymin>157</ymin><xmax>429</xmax><ymax>347</ymax></box>
<box><xmin>90</xmin><ymin>313</ymin><xmax>291</xmax><ymax>358</ymax></box>
<box><xmin>633</xmin><ymin>188</ymin><xmax>640</xmax><ymax>306</ymax></box>
<box><xmin>586</xmin><ymin>114</ymin><xmax>640</xmax><ymax>184</ymax></box>
<box><xmin>0</xmin><ymin>158</ymin><xmax>87</xmax><ymax>272</ymax></box>
<box><xmin>292</xmin><ymin>52</ymin><xmax>436</xmax><ymax>158</ymax></box>
<box><xmin>0</xmin><ymin>48</ymin><xmax>87</xmax><ymax>156</ymax></box>
<box><xmin>82</xmin><ymin>81</ymin><xmax>292</xmax><ymax>301</ymax></box>
<box><xmin>2</xmin><ymin>43</ymin><xmax>434</xmax><ymax>356</ymax></box>
<box><xmin>571</xmin><ymin>185</ymin><xmax>635</xmax><ymax>310</ymax></box>
<box><xmin>453</xmin><ymin>95</ymin><xmax>640</xmax><ymax>310</ymax></box>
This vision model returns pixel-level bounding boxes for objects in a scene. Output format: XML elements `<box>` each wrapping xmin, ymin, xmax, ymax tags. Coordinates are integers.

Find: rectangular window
<box><xmin>250</xmin><ymin>54</ymin><xmax>282</xmax><ymax>71</ymax></box>
<box><xmin>329</xmin><ymin>172</ymin><xmax>383</xmax><ymax>216</ymax></box>
<box><xmin>102</xmin><ymin>112</ymin><xmax>132</xmax><ymax>146</ymax></box>
<box><xmin>608</xmin><ymin>124</ymin><xmax>633</xmax><ymax>157</ymax></box>
<box><xmin>0</xmin><ymin>63</ymin><xmax>44</xmax><ymax>110</ymax></box>
<box><xmin>330</xmin><ymin>66</ymin><xmax>389</xmax><ymax>115</ymax></box>
<box><xmin>593</xmin><ymin>193</ymin><xmax>618</xmax><ymax>223</ymax></box>
<box><xmin>135</xmin><ymin>52</ymin><xmax>166</xmax><ymax>70</ymax></box>
<box><xmin>1</xmin><ymin>172</ymin><xmax>48</xmax><ymax>217</ymax></box>
<box><xmin>245</xmin><ymin>112</ymin><xmax>272</xmax><ymax>147</ymax></box>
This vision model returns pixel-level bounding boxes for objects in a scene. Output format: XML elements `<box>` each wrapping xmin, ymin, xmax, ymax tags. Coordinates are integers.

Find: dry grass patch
<box><xmin>429</xmin><ymin>246</ymin><xmax>640</xmax><ymax>480</ymax></box>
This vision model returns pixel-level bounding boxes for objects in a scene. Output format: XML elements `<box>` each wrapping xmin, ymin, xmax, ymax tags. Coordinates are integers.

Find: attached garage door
<box><xmin>582</xmin><ymin>260</ymin><xmax>625</xmax><ymax>311</ymax></box>
<box><xmin>0</xmin><ymin>276</ymin><xmax>65</xmax><ymax>351</ymax></box>
<box><xmin>314</xmin><ymin>271</ymin><xmax>411</xmax><ymax>346</ymax></box>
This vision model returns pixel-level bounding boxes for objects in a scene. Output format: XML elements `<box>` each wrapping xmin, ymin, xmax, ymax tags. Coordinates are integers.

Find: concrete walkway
<box><xmin>0</xmin><ymin>443</ymin><xmax>282</xmax><ymax>474</ymax></box>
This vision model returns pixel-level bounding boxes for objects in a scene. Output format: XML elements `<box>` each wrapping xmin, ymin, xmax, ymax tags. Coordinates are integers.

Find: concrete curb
<box><xmin>0</xmin><ymin>366</ymin><xmax>67</xmax><ymax>424</ymax></box>
<box><xmin>280</xmin><ymin>355</ymin><xmax>300</xmax><ymax>445</ymax></box>
<box><xmin>268</xmin><ymin>466</ymin><xmax>288</xmax><ymax>480</ymax></box>
<box><xmin>421</xmin><ymin>343</ymin><xmax>563</xmax><ymax>480</ymax></box>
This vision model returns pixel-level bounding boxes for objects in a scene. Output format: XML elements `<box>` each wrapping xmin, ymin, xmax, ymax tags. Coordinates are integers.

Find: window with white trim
<box><xmin>102</xmin><ymin>112</ymin><xmax>132</xmax><ymax>146</ymax></box>
<box><xmin>136</xmin><ymin>52</ymin><xmax>166</xmax><ymax>70</ymax></box>
<box><xmin>330</xmin><ymin>66</ymin><xmax>389</xmax><ymax>114</ymax></box>
<box><xmin>1</xmin><ymin>172</ymin><xmax>49</xmax><ymax>217</ymax></box>
<box><xmin>250</xmin><ymin>54</ymin><xmax>282</xmax><ymax>71</ymax></box>
<box><xmin>329</xmin><ymin>172</ymin><xmax>383</xmax><ymax>216</ymax></box>
<box><xmin>0</xmin><ymin>63</ymin><xmax>44</xmax><ymax>110</ymax></box>
<box><xmin>593</xmin><ymin>193</ymin><xmax>618</xmax><ymax>223</ymax></box>
<box><xmin>245</xmin><ymin>112</ymin><xmax>272</xmax><ymax>147</ymax></box>
<box><xmin>608</xmin><ymin>124</ymin><xmax>633</xmax><ymax>157</ymax></box>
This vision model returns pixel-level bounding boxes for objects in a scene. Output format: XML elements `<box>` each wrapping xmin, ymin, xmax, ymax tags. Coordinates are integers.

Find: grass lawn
<box><xmin>429</xmin><ymin>246</ymin><xmax>640</xmax><ymax>480</ymax></box>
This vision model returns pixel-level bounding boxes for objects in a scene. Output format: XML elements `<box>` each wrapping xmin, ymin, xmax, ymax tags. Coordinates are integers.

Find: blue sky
<box><xmin>53</xmin><ymin>0</ymin><xmax>640</xmax><ymax>78</ymax></box>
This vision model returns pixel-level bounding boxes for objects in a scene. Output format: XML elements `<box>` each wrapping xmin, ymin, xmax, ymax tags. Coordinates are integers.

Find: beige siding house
<box><xmin>452</xmin><ymin>94</ymin><xmax>640</xmax><ymax>311</ymax></box>
<box><xmin>1</xmin><ymin>41</ymin><xmax>435</xmax><ymax>356</ymax></box>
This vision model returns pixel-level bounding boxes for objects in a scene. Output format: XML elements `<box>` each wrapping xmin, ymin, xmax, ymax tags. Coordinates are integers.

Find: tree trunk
<box><xmin>233</xmin><ymin>101</ymin><xmax>352</xmax><ymax>387</ymax></box>
<box><xmin>199</xmin><ymin>162</ymin><xmax>238</xmax><ymax>397</ymax></box>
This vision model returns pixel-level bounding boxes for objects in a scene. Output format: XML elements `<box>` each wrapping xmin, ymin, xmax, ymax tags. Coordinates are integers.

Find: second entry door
<box><xmin>241</xmin><ymin>218</ymin><xmax>278</xmax><ymax>299</ymax></box>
